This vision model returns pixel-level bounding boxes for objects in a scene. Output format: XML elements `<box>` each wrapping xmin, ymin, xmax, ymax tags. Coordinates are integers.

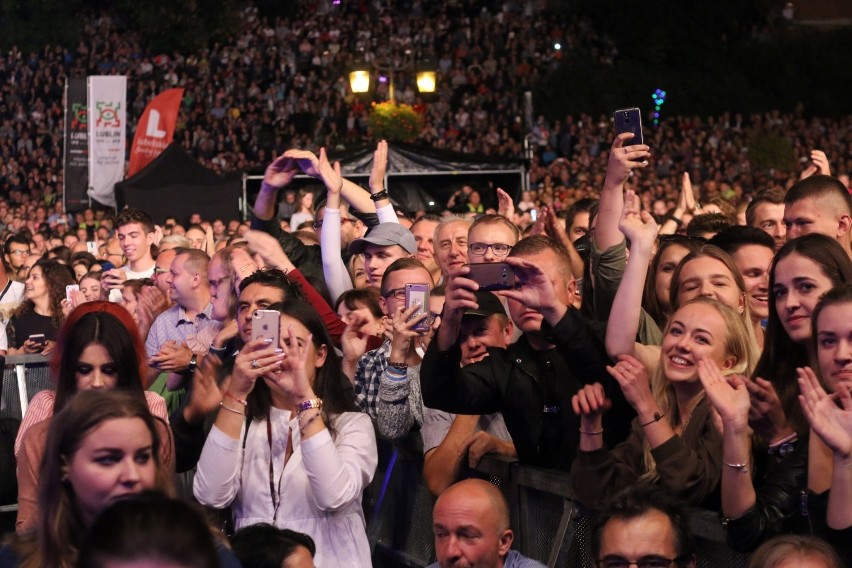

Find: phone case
<box><xmin>252</xmin><ymin>310</ymin><xmax>280</xmax><ymax>345</ymax></box>
<box><xmin>405</xmin><ymin>284</ymin><xmax>431</xmax><ymax>333</ymax></box>
<box><xmin>467</xmin><ymin>262</ymin><xmax>515</xmax><ymax>291</ymax></box>
<box><xmin>614</xmin><ymin>107</ymin><xmax>644</xmax><ymax>146</ymax></box>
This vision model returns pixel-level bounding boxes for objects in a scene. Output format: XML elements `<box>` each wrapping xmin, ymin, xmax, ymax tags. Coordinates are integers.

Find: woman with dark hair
<box><xmin>230</xmin><ymin>523</ymin><xmax>316</xmax><ymax>568</ymax></box>
<box><xmin>14</xmin><ymin>301</ymin><xmax>170</xmax><ymax>533</ymax></box>
<box><xmin>0</xmin><ymin>390</ymin><xmax>173</xmax><ymax>568</ymax></box>
<box><xmin>194</xmin><ymin>298</ymin><xmax>376</xmax><ymax>567</ymax></box>
<box><xmin>641</xmin><ymin>235</ymin><xmax>704</xmax><ymax>329</ymax></box>
<box><xmin>79</xmin><ymin>492</ymin><xmax>239</xmax><ymax>568</ymax></box>
<box><xmin>6</xmin><ymin>258</ymin><xmax>75</xmax><ymax>355</ymax></box>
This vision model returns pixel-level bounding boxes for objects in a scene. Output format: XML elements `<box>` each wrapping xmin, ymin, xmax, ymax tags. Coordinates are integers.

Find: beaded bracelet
<box><xmin>296</xmin><ymin>398</ymin><xmax>323</xmax><ymax>414</ymax></box>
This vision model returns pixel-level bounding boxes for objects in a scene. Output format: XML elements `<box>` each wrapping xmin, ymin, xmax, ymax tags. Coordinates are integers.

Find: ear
<box><xmin>502</xmin><ymin>320</ymin><xmax>514</xmax><ymax>344</ymax></box>
<box><xmin>837</xmin><ymin>214</ymin><xmax>852</xmax><ymax>239</ymax></box>
<box><xmin>313</xmin><ymin>343</ymin><xmax>328</xmax><ymax>369</ymax></box>
<box><xmin>497</xmin><ymin>529</ymin><xmax>513</xmax><ymax>558</ymax></box>
<box><xmin>721</xmin><ymin>355</ymin><xmax>737</xmax><ymax>371</ymax></box>
<box><xmin>379</xmin><ymin>295</ymin><xmax>390</xmax><ymax>317</ymax></box>
<box><xmin>737</xmin><ymin>293</ymin><xmax>746</xmax><ymax>314</ymax></box>
<box><xmin>564</xmin><ymin>275</ymin><xmax>577</xmax><ymax>305</ymax></box>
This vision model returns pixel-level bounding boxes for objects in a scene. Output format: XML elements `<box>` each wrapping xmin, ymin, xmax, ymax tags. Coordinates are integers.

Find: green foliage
<box><xmin>368</xmin><ymin>102</ymin><xmax>424</xmax><ymax>143</ymax></box>
<box><xmin>747</xmin><ymin>130</ymin><xmax>795</xmax><ymax>173</ymax></box>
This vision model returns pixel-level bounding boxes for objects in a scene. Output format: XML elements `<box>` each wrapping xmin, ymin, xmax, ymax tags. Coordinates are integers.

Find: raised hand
<box><xmin>341</xmin><ymin>311</ymin><xmax>372</xmax><ymax>367</ymax></box>
<box><xmin>317</xmin><ymin>147</ymin><xmax>343</xmax><ymax>195</ymax></box>
<box><xmin>744</xmin><ymin>376</ymin><xmax>792</xmax><ymax>443</ymax></box>
<box><xmin>244</xmin><ymin>230</ymin><xmax>294</xmax><ymax>272</ymax></box>
<box><xmin>698</xmin><ymin>360</ymin><xmax>750</xmax><ymax>433</ymax></box>
<box><xmin>618</xmin><ymin>190</ymin><xmax>659</xmax><ymax>253</ymax></box>
<box><xmin>263</xmin><ymin>153</ymin><xmax>300</xmax><ymax>188</ymax></box>
<box><xmin>496</xmin><ymin>187</ymin><xmax>515</xmax><ymax>220</ymax></box>
<box><xmin>389</xmin><ymin>304</ymin><xmax>429</xmax><ymax>363</ymax></box>
<box><xmin>607</xmin><ymin>354</ymin><xmax>655</xmax><ymax>414</ymax></box>
<box><xmin>799</xmin><ymin>367</ymin><xmax>852</xmax><ymax>459</ymax></box>
<box><xmin>232</xmin><ymin>338</ymin><xmax>285</xmax><ymax>399</ymax></box>
<box><xmin>282</xmin><ymin>148</ymin><xmax>321</xmax><ymax>178</ymax></box>
<box><xmin>605</xmin><ymin>132</ymin><xmax>651</xmax><ymax>187</ymax></box>
<box><xmin>800</xmin><ymin>150</ymin><xmax>832</xmax><ymax>180</ymax></box>
<box><xmin>369</xmin><ymin>140</ymin><xmax>389</xmax><ymax>194</ymax></box>
<box><xmin>571</xmin><ymin>382</ymin><xmax>612</xmax><ymax>430</ymax></box>
<box><xmin>183</xmin><ymin>355</ymin><xmax>229</xmax><ymax>424</ymax></box>
<box><xmin>496</xmin><ymin>255</ymin><xmax>565</xmax><ymax>324</ymax></box>
<box><xmin>266</xmin><ymin>324</ymin><xmax>317</xmax><ymax>402</ymax></box>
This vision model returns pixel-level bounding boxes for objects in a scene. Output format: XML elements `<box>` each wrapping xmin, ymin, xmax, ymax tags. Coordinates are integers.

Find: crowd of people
<box><xmin>0</xmin><ymin>131</ymin><xmax>849</xmax><ymax>567</ymax></box>
<box><xmin>0</xmin><ymin>1</ymin><xmax>851</xmax><ymax>567</ymax></box>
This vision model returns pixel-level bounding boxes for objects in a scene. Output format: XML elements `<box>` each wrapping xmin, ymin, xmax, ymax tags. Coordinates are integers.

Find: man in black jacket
<box><xmin>421</xmin><ymin>235</ymin><xmax>625</xmax><ymax>471</ymax></box>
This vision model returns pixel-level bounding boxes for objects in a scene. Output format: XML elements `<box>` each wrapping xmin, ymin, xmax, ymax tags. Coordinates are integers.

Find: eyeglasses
<box><xmin>598</xmin><ymin>555</ymin><xmax>688</xmax><ymax>568</ymax></box>
<box><xmin>468</xmin><ymin>242</ymin><xmax>512</xmax><ymax>256</ymax></box>
<box><xmin>312</xmin><ymin>217</ymin><xmax>355</xmax><ymax>231</ymax></box>
<box><xmin>153</xmin><ymin>267</ymin><xmax>169</xmax><ymax>276</ymax></box>
<box><xmin>382</xmin><ymin>287</ymin><xmax>407</xmax><ymax>301</ymax></box>
<box><xmin>8</xmin><ymin>249</ymin><xmax>29</xmax><ymax>257</ymax></box>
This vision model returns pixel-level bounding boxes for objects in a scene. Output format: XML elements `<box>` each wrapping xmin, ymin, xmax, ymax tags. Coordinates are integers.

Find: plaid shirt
<box><xmin>354</xmin><ymin>339</ymin><xmax>392</xmax><ymax>420</ymax></box>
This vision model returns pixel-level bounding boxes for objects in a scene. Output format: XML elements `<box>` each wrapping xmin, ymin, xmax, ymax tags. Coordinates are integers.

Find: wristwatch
<box><xmin>187</xmin><ymin>353</ymin><xmax>198</xmax><ymax>374</ymax></box>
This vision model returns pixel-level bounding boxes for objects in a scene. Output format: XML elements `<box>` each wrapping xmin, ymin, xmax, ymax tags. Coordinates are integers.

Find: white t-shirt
<box><xmin>0</xmin><ymin>279</ymin><xmax>26</xmax><ymax>326</ymax></box>
<box><xmin>121</xmin><ymin>263</ymin><xmax>155</xmax><ymax>280</ymax></box>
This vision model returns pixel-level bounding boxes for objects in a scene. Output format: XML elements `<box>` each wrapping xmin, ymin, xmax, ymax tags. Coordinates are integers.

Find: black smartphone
<box><xmin>28</xmin><ymin>334</ymin><xmax>46</xmax><ymax>348</ymax></box>
<box><xmin>614</xmin><ymin>107</ymin><xmax>643</xmax><ymax>146</ymax></box>
<box><xmin>405</xmin><ymin>284</ymin><xmax>431</xmax><ymax>333</ymax></box>
<box><xmin>467</xmin><ymin>262</ymin><xmax>516</xmax><ymax>291</ymax></box>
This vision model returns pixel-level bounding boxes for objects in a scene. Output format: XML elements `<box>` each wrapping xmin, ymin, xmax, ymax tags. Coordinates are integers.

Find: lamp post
<box><xmin>348</xmin><ymin>49</ymin><xmax>436</xmax><ymax>102</ymax></box>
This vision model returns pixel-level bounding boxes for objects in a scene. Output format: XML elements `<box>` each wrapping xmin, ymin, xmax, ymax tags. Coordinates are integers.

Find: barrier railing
<box><xmin>367</xmin><ymin>440</ymin><xmax>749</xmax><ymax>568</ymax></box>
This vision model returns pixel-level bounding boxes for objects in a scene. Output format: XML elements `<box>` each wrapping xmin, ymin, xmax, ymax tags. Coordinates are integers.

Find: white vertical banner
<box><xmin>87</xmin><ymin>76</ymin><xmax>127</xmax><ymax>208</ymax></box>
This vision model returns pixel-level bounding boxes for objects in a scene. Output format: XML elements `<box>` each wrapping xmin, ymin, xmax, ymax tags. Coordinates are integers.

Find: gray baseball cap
<box><xmin>349</xmin><ymin>223</ymin><xmax>417</xmax><ymax>255</ymax></box>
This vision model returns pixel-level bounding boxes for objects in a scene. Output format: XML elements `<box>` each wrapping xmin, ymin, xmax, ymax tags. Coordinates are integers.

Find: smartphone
<box><xmin>467</xmin><ymin>262</ymin><xmax>516</xmax><ymax>291</ymax></box>
<box><xmin>28</xmin><ymin>334</ymin><xmax>45</xmax><ymax>348</ymax></box>
<box><xmin>252</xmin><ymin>309</ymin><xmax>281</xmax><ymax>345</ymax></box>
<box><xmin>405</xmin><ymin>284</ymin><xmax>431</xmax><ymax>333</ymax></box>
<box><xmin>86</xmin><ymin>241</ymin><xmax>98</xmax><ymax>255</ymax></box>
<box><xmin>66</xmin><ymin>284</ymin><xmax>80</xmax><ymax>303</ymax></box>
<box><xmin>108</xmin><ymin>288</ymin><xmax>123</xmax><ymax>303</ymax></box>
<box><xmin>101</xmin><ymin>262</ymin><xmax>116</xmax><ymax>272</ymax></box>
<box><xmin>614</xmin><ymin>107</ymin><xmax>643</xmax><ymax>146</ymax></box>
<box><xmin>530</xmin><ymin>209</ymin><xmax>538</xmax><ymax>222</ymax></box>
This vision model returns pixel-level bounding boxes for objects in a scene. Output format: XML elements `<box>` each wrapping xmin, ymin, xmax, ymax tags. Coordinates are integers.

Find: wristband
<box><xmin>296</xmin><ymin>398</ymin><xmax>323</xmax><ymax>414</ymax></box>
<box><xmin>640</xmin><ymin>412</ymin><xmax>665</xmax><ymax>427</ymax></box>
<box><xmin>370</xmin><ymin>189</ymin><xmax>389</xmax><ymax>202</ymax></box>
<box><xmin>209</xmin><ymin>344</ymin><xmax>228</xmax><ymax>354</ymax></box>
<box><xmin>579</xmin><ymin>429</ymin><xmax>603</xmax><ymax>435</ymax></box>
<box><xmin>299</xmin><ymin>412</ymin><xmax>322</xmax><ymax>435</ymax></box>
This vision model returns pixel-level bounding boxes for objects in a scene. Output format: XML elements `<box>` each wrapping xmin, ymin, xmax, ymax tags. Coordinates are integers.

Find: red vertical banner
<box><xmin>127</xmin><ymin>88</ymin><xmax>184</xmax><ymax>177</ymax></box>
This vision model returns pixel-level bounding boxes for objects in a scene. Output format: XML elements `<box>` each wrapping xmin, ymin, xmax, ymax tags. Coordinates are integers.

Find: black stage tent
<box><xmin>115</xmin><ymin>143</ymin><xmax>242</xmax><ymax>224</ymax></box>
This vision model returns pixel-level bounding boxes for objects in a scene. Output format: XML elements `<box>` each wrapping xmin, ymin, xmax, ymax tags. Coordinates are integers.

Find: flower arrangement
<box><xmin>368</xmin><ymin>101</ymin><xmax>424</xmax><ymax>142</ymax></box>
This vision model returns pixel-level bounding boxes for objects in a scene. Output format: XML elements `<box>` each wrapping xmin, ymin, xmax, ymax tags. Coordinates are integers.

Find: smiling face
<box><xmin>732</xmin><ymin>244</ymin><xmax>774</xmax><ymax>322</ymax></box>
<box><xmin>675</xmin><ymin>256</ymin><xmax>744</xmax><ymax>313</ymax></box>
<box><xmin>80</xmin><ymin>276</ymin><xmax>102</xmax><ymax>302</ymax></box>
<box><xmin>773</xmin><ymin>253</ymin><xmax>836</xmax><ymax>344</ymax></box>
<box><xmin>117</xmin><ymin>222</ymin><xmax>154</xmax><ymax>264</ymax></box>
<box><xmin>661</xmin><ymin>302</ymin><xmax>735</xmax><ymax>384</ymax></box>
<box><xmin>66</xmin><ymin>417</ymin><xmax>157</xmax><ymax>526</ymax></box>
<box><xmin>411</xmin><ymin>219</ymin><xmax>439</xmax><ymax>273</ymax></box>
<box><xmin>24</xmin><ymin>265</ymin><xmax>48</xmax><ymax>302</ymax></box>
<box><xmin>816</xmin><ymin>301</ymin><xmax>852</xmax><ymax>394</ymax></box>
<box><xmin>459</xmin><ymin>314</ymin><xmax>512</xmax><ymax>366</ymax></box>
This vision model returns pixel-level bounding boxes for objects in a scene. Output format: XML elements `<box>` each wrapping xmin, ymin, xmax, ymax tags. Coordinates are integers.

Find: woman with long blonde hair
<box><xmin>571</xmin><ymin>297</ymin><xmax>758</xmax><ymax>510</ymax></box>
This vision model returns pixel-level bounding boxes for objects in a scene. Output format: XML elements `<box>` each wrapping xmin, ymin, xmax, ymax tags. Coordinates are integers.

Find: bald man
<box><xmin>429</xmin><ymin>479</ymin><xmax>545</xmax><ymax>568</ymax></box>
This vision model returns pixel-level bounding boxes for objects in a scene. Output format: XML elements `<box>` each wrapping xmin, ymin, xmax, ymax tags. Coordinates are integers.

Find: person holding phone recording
<box><xmin>6</xmin><ymin>258</ymin><xmax>74</xmax><ymax>355</ymax></box>
<box><xmin>422</xmin><ymin>235</ymin><xmax>618</xmax><ymax>471</ymax></box>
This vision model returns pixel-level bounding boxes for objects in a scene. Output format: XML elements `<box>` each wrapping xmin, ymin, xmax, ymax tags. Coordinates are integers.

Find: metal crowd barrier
<box><xmin>366</xmin><ymin>439</ymin><xmax>749</xmax><ymax>568</ymax></box>
<box><xmin>0</xmin><ymin>355</ymin><xmax>52</xmax><ymax>520</ymax></box>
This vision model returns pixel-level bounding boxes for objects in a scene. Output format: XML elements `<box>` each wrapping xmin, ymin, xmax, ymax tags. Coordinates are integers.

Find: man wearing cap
<box><xmin>422</xmin><ymin>290</ymin><xmax>517</xmax><ymax>496</ymax></box>
<box><xmin>348</xmin><ymin>222</ymin><xmax>417</xmax><ymax>287</ymax></box>
<box><xmin>344</xmin><ymin>256</ymin><xmax>432</xmax><ymax>441</ymax></box>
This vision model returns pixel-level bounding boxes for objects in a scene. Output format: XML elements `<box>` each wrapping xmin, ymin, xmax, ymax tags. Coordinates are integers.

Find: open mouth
<box><xmin>668</xmin><ymin>355</ymin><xmax>693</xmax><ymax>367</ymax></box>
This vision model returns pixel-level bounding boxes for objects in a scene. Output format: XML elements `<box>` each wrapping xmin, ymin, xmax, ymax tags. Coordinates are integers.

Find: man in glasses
<box><xmin>4</xmin><ymin>234</ymin><xmax>32</xmax><ymax>278</ymax></box>
<box><xmin>591</xmin><ymin>485</ymin><xmax>696</xmax><ymax>568</ymax></box>
<box><xmin>345</xmin><ymin>257</ymin><xmax>434</xmax><ymax>441</ymax></box>
<box><xmin>467</xmin><ymin>214</ymin><xmax>519</xmax><ymax>265</ymax></box>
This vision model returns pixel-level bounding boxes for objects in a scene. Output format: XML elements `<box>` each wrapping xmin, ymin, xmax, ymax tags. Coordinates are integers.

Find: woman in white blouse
<box><xmin>194</xmin><ymin>299</ymin><xmax>377</xmax><ymax>567</ymax></box>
